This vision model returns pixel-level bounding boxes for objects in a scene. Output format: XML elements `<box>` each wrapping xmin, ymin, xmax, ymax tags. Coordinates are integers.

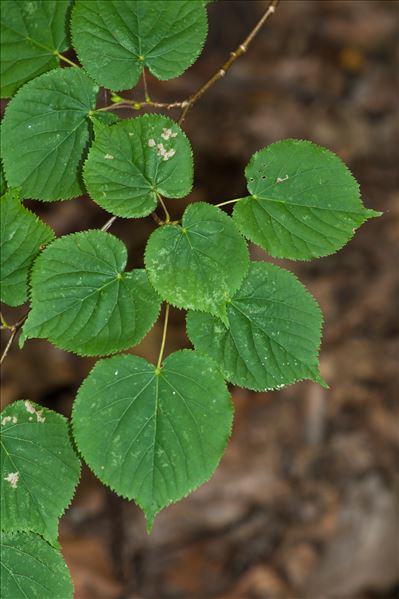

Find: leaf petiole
<box><xmin>215</xmin><ymin>197</ymin><xmax>246</xmax><ymax>208</ymax></box>
<box><xmin>156</xmin><ymin>303</ymin><xmax>170</xmax><ymax>373</ymax></box>
<box><xmin>55</xmin><ymin>52</ymin><xmax>79</xmax><ymax>68</ymax></box>
<box><xmin>157</xmin><ymin>194</ymin><xmax>171</xmax><ymax>223</ymax></box>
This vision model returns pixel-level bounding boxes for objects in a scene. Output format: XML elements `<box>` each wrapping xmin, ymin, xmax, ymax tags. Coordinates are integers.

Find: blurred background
<box><xmin>1</xmin><ymin>0</ymin><xmax>398</xmax><ymax>597</ymax></box>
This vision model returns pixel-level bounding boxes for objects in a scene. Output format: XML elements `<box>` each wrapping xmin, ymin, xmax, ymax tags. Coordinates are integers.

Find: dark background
<box><xmin>1</xmin><ymin>1</ymin><xmax>398</xmax><ymax>597</ymax></box>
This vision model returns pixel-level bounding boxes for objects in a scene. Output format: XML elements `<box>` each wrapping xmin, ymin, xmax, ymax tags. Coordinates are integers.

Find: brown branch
<box><xmin>1</xmin><ymin>314</ymin><xmax>28</xmax><ymax>366</ymax></box>
<box><xmin>178</xmin><ymin>0</ymin><xmax>280</xmax><ymax>124</ymax></box>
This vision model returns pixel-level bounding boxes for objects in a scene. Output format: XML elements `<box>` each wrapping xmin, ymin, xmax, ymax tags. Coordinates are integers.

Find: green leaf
<box><xmin>145</xmin><ymin>202</ymin><xmax>249</xmax><ymax>321</ymax></box>
<box><xmin>1</xmin><ymin>68</ymin><xmax>98</xmax><ymax>201</ymax></box>
<box><xmin>21</xmin><ymin>230</ymin><xmax>161</xmax><ymax>356</ymax></box>
<box><xmin>71</xmin><ymin>0</ymin><xmax>208</xmax><ymax>91</ymax></box>
<box><xmin>1</xmin><ymin>190</ymin><xmax>54</xmax><ymax>306</ymax></box>
<box><xmin>187</xmin><ymin>261</ymin><xmax>326</xmax><ymax>391</ymax></box>
<box><xmin>72</xmin><ymin>350</ymin><xmax>233</xmax><ymax>530</ymax></box>
<box><xmin>233</xmin><ymin>140</ymin><xmax>381</xmax><ymax>260</ymax></box>
<box><xmin>0</xmin><ymin>531</ymin><xmax>73</xmax><ymax>599</ymax></box>
<box><xmin>84</xmin><ymin>115</ymin><xmax>193</xmax><ymax>218</ymax></box>
<box><xmin>0</xmin><ymin>0</ymin><xmax>71</xmax><ymax>97</ymax></box>
<box><xmin>1</xmin><ymin>401</ymin><xmax>80</xmax><ymax>543</ymax></box>
<box><xmin>90</xmin><ymin>111</ymin><xmax>119</xmax><ymax>127</ymax></box>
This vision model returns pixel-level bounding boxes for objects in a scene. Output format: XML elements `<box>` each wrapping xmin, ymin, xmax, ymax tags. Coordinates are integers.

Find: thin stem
<box><xmin>1</xmin><ymin>333</ymin><xmax>15</xmax><ymax>366</ymax></box>
<box><xmin>156</xmin><ymin>303</ymin><xmax>170</xmax><ymax>372</ymax></box>
<box><xmin>157</xmin><ymin>194</ymin><xmax>171</xmax><ymax>223</ymax></box>
<box><xmin>101</xmin><ymin>216</ymin><xmax>117</xmax><ymax>231</ymax></box>
<box><xmin>215</xmin><ymin>197</ymin><xmax>245</xmax><ymax>208</ymax></box>
<box><xmin>142</xmin><ymin>69</ymin><xmax>150</xmax><ymax>102</ymax></box>
<box><xmin>1</xmin><ymin>314</ymin><xmax>28</xmax><ymax>366</ymax></box>
<box><xmin>178</xmin><ymin>0</ymin><xmax>280</xmax><ymax>124</ymax></box>
<box><xmin>97</xmin><ymin>99</ymin><xmax>184</xmax><ymax>112</ymax></box>
<box><xmin>56</xmin><ymin>52</ymin><xmax>79</xmax><ymax>68</ymax></box>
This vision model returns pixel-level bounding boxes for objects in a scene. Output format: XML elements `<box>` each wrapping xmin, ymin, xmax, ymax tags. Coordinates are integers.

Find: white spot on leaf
<box><xmin>161</xmin><ymin>128</ymin><xmax>177</xmax><ymax>140</ymax></box>
<box><xmin>1</xmin><ymin>416</ymin><xmax>17</xmax><ymax>425</ymax></box>
<box><xmin>276</xmin><ymin>174</ymin><xmax>289</xmax><ymax>183</ymax></box>
<box><xmin>104</xmin><ymin>154</ymin><xmax>114</xmax><ymax>160</ymax></box>
<box><xmin>4</xmin><ymin>472</ymin><xmax>19</xmax><ymax>489</ymax></box>
<box><xmin>24</xmin><ymin>401</ymin><xmax>45</xmax><ymax>423</ymax></box>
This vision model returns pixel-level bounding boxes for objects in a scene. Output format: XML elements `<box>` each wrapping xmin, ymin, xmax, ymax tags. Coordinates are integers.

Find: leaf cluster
<box><xmin>0</xmin><ymin>2</ymin><xmax>380</xmax><ymax>596</ymax></box>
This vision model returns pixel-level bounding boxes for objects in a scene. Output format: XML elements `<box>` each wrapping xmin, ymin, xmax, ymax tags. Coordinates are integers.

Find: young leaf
<box><xmin>0</xmin><ymin>0</ymin><xmax>71</xmax><ymax>97</ymax></box>
<box><xmin>21</xmin><ymin>231</ymin><xmax>161</xmax><ymax>356</ymax></box>
<box><xmin>71</xmin><ymin>0</ymin><xmax>208</xmax><ymax>91</ymax></box>
<box><xmin>1</xmin><ymin>68</ymin><xmax>98</xmax><ymax>201</ymax></box>
<box><xmin>1</xmin><ymin>401</ymin><xmax>80</xmax><ymax>543</ymax></box>
<box><xmin>0</xmin><ymin>531</ymin><xmax>73</xmax><ymax>599</ymax></box>
<box><xmin>72</xmin><ymin>350</ymin><xmax>233</xmax><ymax>530</ymax></box>
<box><xmin>187</xmin><ymin>261</ymin><xmax>326</xmax><ymax>391</ymax></box>
<box><xmin>233</xmin><ymin>140</ymin><xmax>381</xmax><ymax>260</ymax></box>
<box><xmin>1</xmin><ymin>190</ymin><xmax>54</xmax><ymax>306</ymax></box>
<box><xmin>84</xmin><ymin>115</ymin><xmax>193</xmax><ymax>218</ymax></box>
<box><xmin>145</xmin><ymin>202</ymin><xmax>249</xmax><ymax>321</ymax></box>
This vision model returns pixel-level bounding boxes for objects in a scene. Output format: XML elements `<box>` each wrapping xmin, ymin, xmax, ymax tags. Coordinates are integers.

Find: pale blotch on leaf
<box><xmin>276</xmin><ymin>174</ymin><xmax>289</xmax><ymax>183</ymax></box>
<box><xmin>4</xmin><ymin>472</ymin><xmax>19</xmax><ymax>489</ymax></box>
<box><xmin>1</xmin><ymin>416</ymin><xmax>17</xmax><ymax>426</ymax></box>
<box><xmin>161</xmin><ymin>128</ymin><xmax>177</xmax><ymax>140</ymax></box>
<box><xmin>156</xmin><ymin>143</ymin><xmax>176</xmax><ymax>161</ymax></box>
<box><xmin>24</xmin><ymin>400</ymin><xmax>45</xmax><ymax>423</ymax></box>
<box><xmin>104</xmin><ymin>154</ymin><xmax>114</xmax><ymax>160</ymax></box>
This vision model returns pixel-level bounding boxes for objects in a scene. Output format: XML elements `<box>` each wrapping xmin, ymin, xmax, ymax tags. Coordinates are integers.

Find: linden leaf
<box><xmin>0</xmin><ymin>531</ymin><xmax>73</xmax><ymax>599</ymax></box>
<box><xmin>72</xmin><ymin>350</ymin><xmax>233</xmax><ymax>530</ymax></box>
<box><xmin>1</xmin><ymin>401</ymin><xmax>80</xmax><ymax>543</ymax></box>
<box><xmin>187</xmin><ymin>261</ymin><xmax>326</xmax><ymax>391</ymax></box>
<box><xmin>233</xmin><ymin>140</ymin><xmax>381</xmax><ymax>260</ymax></box>
<box><xmin>21</xmin><ymin>230</ymin><xmax>161</xmax><ymax>356</ymax></box>
<box><xmin>84</xmin><ymin>115</ymin><xmax>193</xmax><ymax>218</ymax></box>
<box><xmin>1</xmin><ymin>68</ymin><xmax>98</xmax><ymax>201</ymax></box>
<box><xmin>71</xmin><ymin>0</ymin><xmax>208</xmax><ymax>91</ymax></box>
<box><xmin>1</xmin><ymin>0</ymin><xmax>71</xmax><ymax>97</ymax></box>
<box><xmin>145</xmin><ymin>202</ymin><xmax>249</xmax><ymax>322</ymax></box>
<box><xmin>0</xmin><ymin>190</ymin><xmax>54</xmax><ymax>306</ymax></box>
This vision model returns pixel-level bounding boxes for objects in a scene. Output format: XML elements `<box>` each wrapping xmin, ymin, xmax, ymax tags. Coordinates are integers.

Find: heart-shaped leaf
<box><xmin>1</xmin><ymin>0</ymin><xmax>71</xmax><ymax>97</ymax></box>
<box><xmin>1</xmin><ymin>68</ymin><xmax>98</xmax><ymax>200</ymax></box>
<box><xmin>1</xmin><ymin>401</ymin><xmax>80</xmax><ymax>543</ymax></box>
<box><xmin>84</xmin><ymin>115</ymin><xmax>193</xmax><ymax>218</ymax></box>
<box><xmin>71</xmin><ymin>0</ymin><xmax>208</xmax><ymax>91</ymax></box>
<box><xmin>72</xmin><ymin>350</ymin><xmax>233</xmax><ymax>530</ymax></box>
<box><xmin>233</xmin><ymin>140</ymin><xmax>381</xmax><ymax>260</ymax></box>
<box><xmin>187</xmin><ymin>261</ymin><xmax>326</xmax><ymax>390</ymax></box>
<box><xmin>145</xmin><ymin>202</ymin><xmax>249</xmax><ymax>322</ymax></box>
<box><xmin>22</xmin><ymin>230</ymin><xmax>161</xmax><ymax>356</ymax></box>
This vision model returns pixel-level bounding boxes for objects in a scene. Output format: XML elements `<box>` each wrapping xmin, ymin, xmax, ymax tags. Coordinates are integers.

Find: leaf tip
<box><xmin>365</xmin><ymin>208</ymin><xmax>383</xmax><ymax>220</ymax></box>
<box><xmin>144</xmin><ymin>510</ymin><xmax>157</xmax><ymax>534</ymax></box>
<box><xmin>312</xmin><ymin>368</ymin><xmax>329</xmax><ymax>389</ymax></box>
